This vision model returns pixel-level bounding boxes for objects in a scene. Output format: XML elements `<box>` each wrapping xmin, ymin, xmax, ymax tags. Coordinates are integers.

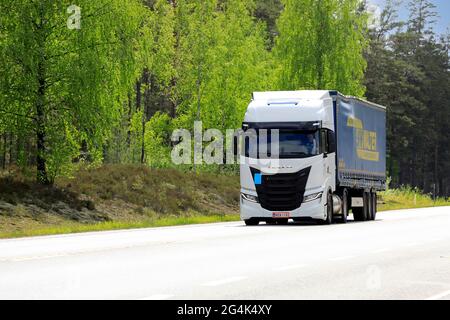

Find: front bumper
<box><xmin>240</xmin><ymin>193</ymin><xmax>326</xmax><ymax>221</ymax></box>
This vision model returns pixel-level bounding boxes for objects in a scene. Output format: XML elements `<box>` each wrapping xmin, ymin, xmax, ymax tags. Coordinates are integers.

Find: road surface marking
<box><xmin>425</xmin><ymin>289</ymin><xmax>450</xmax><ymax>301</ymax></box>
<box><xmin>0</xmin><ymin>242</ymin><xmax>166</xmax><ymax>263</ymax></box>
<box><xmin>202</xmin><ymin>276</ymin><xmax>247</xmax><ymax>287</ymax></box>
<box><xmin>273</xmin><ymin>264</ymin><xmax>307</xmax><ymax>272</ymax></box>
<box><xmin>140</xmin><ymin>294</ymin><xmax>174</xmax><ymax>300</ymax></box>
<box><xmin>329</xmin><ymin>256</ymin><xmax>356</xmax><ymax>262</ymax></box>
<box><xmin>430</xmin><ymin>237</ymin><xmax>446</xmax><ymax>242</ymax></box>
<box><xmin>371</xmin><ymin>248</ymin><xmax>391</xmax><ymax>254</ymax></box>
<box><xmin>9</xmin><ymin>253</ymin><xmax>70</xmax><ymax>262</ymax></box>
<box><xmin>409</xmin><ymin>280</ymin><xmax>449</xmax><ymax>287</ymax></box>
<box><xmin>404</xmin><ymin>242</ymin><xmax>420</xmax><ymax>248</ymax></box>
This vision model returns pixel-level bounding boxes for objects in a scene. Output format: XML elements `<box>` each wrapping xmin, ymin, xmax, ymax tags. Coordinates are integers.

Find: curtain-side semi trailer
<box><xmin>239</xmin><ymin>90</ymin><xmax>387</xmax><ymax>225</ymax></box>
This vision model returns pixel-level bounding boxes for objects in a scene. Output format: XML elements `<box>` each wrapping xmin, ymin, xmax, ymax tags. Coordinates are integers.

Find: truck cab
<box><xmin>239</xmin><ymin>90</ymin><xmax>386</xmax><ymax>226</ymax></box>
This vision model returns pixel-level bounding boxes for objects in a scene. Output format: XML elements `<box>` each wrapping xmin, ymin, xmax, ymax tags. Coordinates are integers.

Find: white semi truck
<box><xmin>239</xmin><ymin>90</ymin><xmax>387</xmax><ymax>225</ymax></box>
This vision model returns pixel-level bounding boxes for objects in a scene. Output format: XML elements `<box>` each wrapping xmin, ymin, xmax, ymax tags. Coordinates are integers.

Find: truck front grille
<box><xmin>250</xmin><ymin>167</ymin><xmax>311</xmax><ymax>211</ymax></box>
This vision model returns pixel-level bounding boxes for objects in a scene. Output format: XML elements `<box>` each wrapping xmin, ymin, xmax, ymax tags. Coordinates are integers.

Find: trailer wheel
<box><xmin>353</xmin><ymin>191</ymin><xmax>368</xmax><ymax>221</ymax></box>
<box><xmin>340</xmin><ymin>189</ymin><xmax>349</xmax><ymax>224</ymax></box>
<box><xmin>244</xmin><ymin>219</ymin><xmax>260</xmax><ymax>226</ymax></box>
<box><xmin>353</xmin><ymin>208</ymin><xmax>363</xmax><ymax>221</ymax></box>
<box><xmin>363</xmin><ymin>191</ymin><xmax>371</xmax><ymax>221</ymax></box>
<box><xmin>367</xmin><ymin>191</ymin><xmax>374</xmax><ymax>220</ymax></box>
<box><xmin>370</xmin><ymin>192</ymin><xmax>377</xmax><ymax>221</ymax></box>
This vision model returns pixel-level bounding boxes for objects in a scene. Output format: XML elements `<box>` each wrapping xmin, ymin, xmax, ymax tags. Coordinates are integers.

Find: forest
<box><xmin>0</xmin><ymin>0</ymin><xmax>449</xmax><ymax>196</ymax></box>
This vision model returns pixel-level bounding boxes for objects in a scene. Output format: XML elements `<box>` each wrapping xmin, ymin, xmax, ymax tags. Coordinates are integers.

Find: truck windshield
<box><xmin>245</xmin><ymin>129</ymin><xmax>320</xmax><ymax>159</ymax></box>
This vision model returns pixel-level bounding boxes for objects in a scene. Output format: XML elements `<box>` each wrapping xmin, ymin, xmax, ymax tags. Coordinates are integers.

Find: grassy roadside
<box><xmin>1</xmin><ymin>165</ymin><xmax>449</xmax><ymax>239</ymax></box>
<box><xmin>0</xmin><ymin>214</ymin><xmax>241</xmax><ymax>239</ymax></box>
<box><xmin>0</xmin><ymin>165</ymin><xmax>241</xmax><ymax>239</ymax></box>
<box><xmin>378</xmin><ymin>187</ymin><xmax>450</xmax><ymax>211</ymax></box>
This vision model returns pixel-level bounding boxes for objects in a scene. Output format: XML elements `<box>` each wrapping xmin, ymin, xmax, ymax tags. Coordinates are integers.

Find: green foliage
<box><xmin>129</xmin><ymin>110</ymin><xmax>145</xmax><ymax>164</ymax></box>
<box><xmin>144</xmin><ymin>112</ymin><xmax>173</xmax><ymax>168</ymax></box>
<box><xmin>175</xmin><ymin>0</ymin><xmax>272</xmax><ymax>131</ymax></box>
<box><xmin>148</xmin><ymin>0</ymin><xmax>176</xmax><ymax>87</ymax></box>
<box><xmin>254</xmin><ymin>0</ymin><xmax>284</xmax><ymax>46</ymax></box>
<box><xmin>0</xmin><ymin>0</ymin><xmax>152</xmax><ymax>183</ymax></box>
<box><xmin>365</xmin><ymin>0</ymin><xmax>450</xmax><ymax>195</ymax></box>
<box><xmin>379</xmin><ymin>186</ymin><xmax>450</xmax><ymax>212</ymax></box>
<box><xmin>274</xmin><ymin>0</ymin><xmax>368</xmax><ymax>96</ymax></box>
<box><xmin>1</xmin><ymin>0</ymin><xmax>448</xmax><ymax>199</ymax></box>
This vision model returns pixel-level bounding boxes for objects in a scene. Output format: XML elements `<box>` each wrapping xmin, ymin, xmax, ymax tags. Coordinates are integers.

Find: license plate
<box><xmin>273</xmin><ymin>212</ymin><xmax>290</xmax><ymax>219</ymax></box>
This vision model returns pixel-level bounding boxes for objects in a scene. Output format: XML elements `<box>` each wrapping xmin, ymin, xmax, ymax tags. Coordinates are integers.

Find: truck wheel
<box><xmin>368</xmin><ymin>191</ymin><xmax>374</xmax><ymax>220</ymax></box>
<box><xmin>353</xmin><ymin>208</ymin><xmax>364</xmax><ymax>221</ymax></box>
<box><xmin>340</xmin><ymin>189</ymin><xmax>349</xmax><ymax>224</ymax></box>
<box><xmin>245</xmin><ymin>219</ymin><xmax>260</xmax><ymax>226</ymax></box>
<box><xmin>322</xmin><ymin>192</ymin><xmax>333</xmax><ymax>225</ymax></box>
<box><xmin>363</xmin><ymin>191</ymin><xmax>371</xmax><ymax>221</ymax></box>
<box><xmin>371</xmin><ymin>192</ymin><xmax>377</xmax><ymax>221</ymax></box>
<box><xmin>353</xmin><ymin>192</ymin><xmax>367</xmax><ymax>222</ymax></box>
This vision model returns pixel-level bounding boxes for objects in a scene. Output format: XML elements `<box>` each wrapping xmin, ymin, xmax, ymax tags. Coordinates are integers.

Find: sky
<box><xmin>368</xmin><ymin>0</ymin><xmax>449</xmax><ymax>36</ymax></box>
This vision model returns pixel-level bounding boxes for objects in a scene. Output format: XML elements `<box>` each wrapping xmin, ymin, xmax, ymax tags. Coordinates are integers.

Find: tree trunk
<box><xmin>8</xmin><ymin>132</ymin><xmax>13</xmax><ymax>166</ymax></box>
<box><xmin>141</xmin><ymin>105</ymin><xmax>146</xmax><ymax>164</ymax></box>
<box><xmin>434</xmin><ymin>143</ymin><xmax>439</xmax><ymax>196</ymax></box>
<box><xmin>1</xmin><ymin>134</ymin><xmax>6</xmax><ymax>170</ymax></box>
<box><xmin>141</xmin><ymin>70</ymin><xmax>150</xmax><ymax>164</ymax></box>
<box><xmin>36</xmin><ymin>62</ymin><xmax>50</xmax><ymax>185</ymax></box>
<box><xmin>126</xmin><ymin>92</ymin><xmax>133</xmax><ymax>149</ymax></box>
<box><xmin>411</xmin><ymin>140</ymin><xmax>417</xmax><ymax>187</ymax></box>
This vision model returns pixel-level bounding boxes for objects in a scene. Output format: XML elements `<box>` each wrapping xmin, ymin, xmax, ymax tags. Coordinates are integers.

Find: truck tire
<box><xmin>368</xmin><ymin>191</ymin><xmax>374</xmax><ymax>220</ymax></box>
<box><xmin>245</xmin><ymin>219</ymin><xmax>260</xmax><ymax>226</ymax></box>
<box><xmin>371</xmin><ymin>192</ymin><xmax>377</xmax><ymax>221</ymax></box>
<box><xmin>363</xmin><ymin>191</ymin><xmax>370</xmax><ymax>221</ymax></box>
<box><xmin>353</xmin><ymin>208</ymin><xmax>364</xmax><ymax>221</ymax></box>
<box><xmin>322</xmin><ymin>192</ymin><xmax>333</xmax><ymax>225</ymax></box>
<box><xmin>353</xmin><ymin>191</ymin><xmax>369</xmax><ymax>221</ymax></box>
<box><xmin>340</xmin><ymin>189</ymin><xmax>349</xmax><ymax>224</ymax></box>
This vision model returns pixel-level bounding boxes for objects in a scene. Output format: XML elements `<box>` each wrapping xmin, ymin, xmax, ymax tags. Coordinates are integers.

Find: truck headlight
<box><xmin>241</xmin><ymin>193</ymin><xmax>259</xmax><ymax>203</ymax></box>
<box><xmin>303</xmin><ymin>192</ymin><xmax>323</xmax><ymax>203</ymax></box>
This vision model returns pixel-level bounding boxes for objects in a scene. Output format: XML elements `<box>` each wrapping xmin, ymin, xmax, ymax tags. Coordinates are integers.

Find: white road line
<box><xmin>429</xmin><ymin>237</ymin><xmax>446</xmax><ymax>242</ymax></box>
<box><xmin>140</xmin><ymin>294</ymin><xmax>174</xmax><ymax>300</ymax></box>
<box><xmin>329</xmin><ymin>256</ymin><xmax>356</xmax><ymax>262</ymax></box>
<box><xmin>202</xmin><ymin>276</ymin><xmax>247</xmax><ymax>287</ymax></box>
<box><xmin>9</xmin><ymin>254</ymin><xmax>69</xmax><ymax>262</ymax></box>
<box><xmin>425</xmin><ymin>290</ymin><xmax>450</xmax><ymax>301</ymax></box>
<box><xmin>273</xmin><ymin>264</ymin><xmax>307</xmax><ymax>272</ymax></box>
<box><xmin>1</xmin><ymin>243</ymin><xmax>163</xmax><ymax>263</ymax></box>
<box><xmin>371</xmin><ymin>248</ymin><xmax>391</xmax><ymax>254</ymax></box>
<box><xmin>404</xmin><ymin>242</ymin><xmax>420</xmax><ymax>247</ymax></box>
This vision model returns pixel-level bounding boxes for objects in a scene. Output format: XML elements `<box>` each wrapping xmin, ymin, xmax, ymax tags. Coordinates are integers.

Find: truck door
<box><xmin>321</xmin><ymin>129</ymin><xmax>337</xmax><ymax>191</ymax></box>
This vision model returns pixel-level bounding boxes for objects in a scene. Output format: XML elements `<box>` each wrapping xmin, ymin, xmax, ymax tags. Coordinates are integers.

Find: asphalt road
<box><xmin>0</xmin><ymin>207</ymin><xmax>449</xmax><ymax>300</ymax></box>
